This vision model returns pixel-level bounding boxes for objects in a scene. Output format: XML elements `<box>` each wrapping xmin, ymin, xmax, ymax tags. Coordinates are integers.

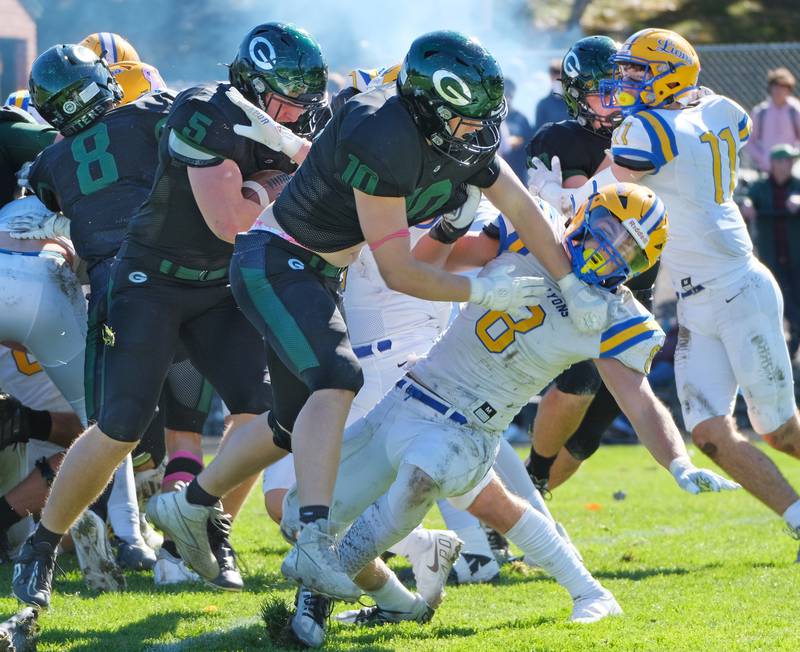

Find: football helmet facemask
<box><xmin>228</xmin><ymin>22</ymin><xmax>328</xmax><ymax>138</ymax></box>
<box><xmin>599</xmin><ymin>28</ymin><xmax>700</xmax><ymax>115</ymax></box>
<box><xmin>29</xmin><ymin>44</ymin><xmax>123</xmax><ymax>136</ymax></box>
<box><xmin>561</xmin><ymin>35</ymin><xmax>622</xmax><ymax>137</ymax></box>
<box><xmin>397</xmin><ymin>30</ymin><xmax>507</xmax><ymax>166</ymax></box>
<box><xmin>565</xmin><ymin>182</ymin><xmax>668</xmax><ymax>289</ymax></box>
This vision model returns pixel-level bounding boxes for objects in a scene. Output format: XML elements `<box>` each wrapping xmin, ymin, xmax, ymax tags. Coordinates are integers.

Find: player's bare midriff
<box><xmin>256</xmin><ymin>203</ymin><xmax>364</xmax><ymax>268</ymax></box>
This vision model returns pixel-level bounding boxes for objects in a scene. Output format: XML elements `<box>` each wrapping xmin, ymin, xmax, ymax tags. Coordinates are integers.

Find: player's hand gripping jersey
<box><xmin>610</xmin><ymin>94</ymin><xmax>753</xmax><ymax>291</ymax></box>
<box><xmin>410</xmin><ymin>201</ymin><xmax>664</xmax><ymax>432</ymax></box>
<box><xmin>126</xmin><ymin>83</ymin><xmax>312</xmax><ymax>272</ymax></box>
<box><xmin>28</xmin><ymin>91</ymin><xmax>172</xmax><ymax>269</ymax></box>
<box><xmin>272</xmin><ymin>85</ymin><xmax>499</xmax><ymax>252</ymax></box>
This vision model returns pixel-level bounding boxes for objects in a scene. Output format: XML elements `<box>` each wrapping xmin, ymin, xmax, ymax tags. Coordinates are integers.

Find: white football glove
<box><xmin>469</xmin><ymin>264</ymin><xmax>548</xmax><ymax>313</ymax></box>
<box><xmin>527</xmin><ymin>155</ymin><xmax>567</xmax><ymax>212</ymax></box>
<box><xmin>9</xmin><ymin>213</ymin><xmax>71</xmax><ymax>240</ymax></box>
<box><xmin>225</xmin><ymin>87</ymin><xmax>305</xmax><ymax>160</ymax></box>
<box><xmin>669</xmin><ymin>456</ymin><xmax>741</xmax><ymax>495</ymax></box>
<box><xmin>558</xmin><ymin>272</ymin><xmax>609</xmax><ymax>333</ymax></box>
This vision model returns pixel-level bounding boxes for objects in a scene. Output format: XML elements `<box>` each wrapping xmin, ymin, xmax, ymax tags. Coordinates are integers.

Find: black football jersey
<box><xmin>527</xmin><ymin>120</ymin><xmax>609</xmax><ymax>182</ymax></box>
<box><xmin>0</xmin><ymin>117</ymin><xmax>57</xmax><ymax>208</ymax></box>
<box><xmin>273</xmin><ymin>86</ymin><xmax>500</xmax><ymax>253</ymax></box>
<box><xmin>125</xmin><ymin>82</ymin><xmax>302</xmax><ymax>271</ymax></box>
<box><xmin>28</xmin><ymin>91</ymin><xmax>172</xmax><ymax>267</ymax></box>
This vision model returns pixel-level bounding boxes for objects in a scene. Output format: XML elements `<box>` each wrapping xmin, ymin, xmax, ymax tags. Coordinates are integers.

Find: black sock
<box><xmin>22</xmin><ymin>407</ymin><xmax>52</xmax><ymax>442</ymax></box>
<box><xmin>527</xmin><ymin>448</ymin><xmax>557</xmax><ymax>484</ymax></box>
<box><xmin>299</xmin><ymin>505</ymin><xmax>329</xmax><ymax>525</ymax></box>
<box><xmin>161</xmin><ymin>540</ymin><xmax>179</xmax><ymax>557</ymax></box>
<box><xmin>32</xmin><ymin>523</ymin><xmax>62</xmax><ymax>548</ymax></box>
<box><xmin>185</xmin><ymin>479</ymin><xmax>219</xmax><ymax>507</ymax></box>
<box><xmin>0</xmin><ymin>496</ymin><xmax>21</xmax><ymax>530</ymax></box>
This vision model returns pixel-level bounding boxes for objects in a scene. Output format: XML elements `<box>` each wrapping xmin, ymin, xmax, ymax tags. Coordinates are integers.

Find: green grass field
<box><xmin>3</xmin><ymin>443</ymin><xmax>799</xmax><ymax>651</ymax></box>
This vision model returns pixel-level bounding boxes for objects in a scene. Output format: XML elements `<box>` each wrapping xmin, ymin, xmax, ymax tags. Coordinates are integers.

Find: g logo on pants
<box><xmin>288</xmin><ymin>259</ymin><xmax>305</xmax><ymax>270</ymax></box>
<box><xmin>128</xmin><ymin>271</ymin><xmax>148</xmax><ymax>283</ymax></box>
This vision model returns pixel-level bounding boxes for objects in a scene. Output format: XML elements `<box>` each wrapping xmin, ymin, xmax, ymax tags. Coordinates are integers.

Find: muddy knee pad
<box><xmin>386</xmin><ymin>464</ymin><xmax>440</xmax><ymax>532</ymax></box>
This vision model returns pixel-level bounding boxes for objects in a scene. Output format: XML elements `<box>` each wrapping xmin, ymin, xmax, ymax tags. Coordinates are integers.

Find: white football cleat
<box><xmin>290</xmin><ymin>586</ymin><xmax>332</xmax><ymax>648</ymax></box>
<box><xmin>146</xmin><ymin>489</ymin><xmax>221</xmax><ymax>581</ymax></box>
<box><xmin>153</xmin><ymin>547</ymin><xmax>201</xmax><ymax>585</ymax></box>
<box><xmin>570</xmin><ymin>590</ymin><xmax>623</xmax><ymax>623</ymax></box>
<box><xmin>408</xmin><ymin>530</ymin><xmax>462</xmax><ymax>608</ymax></box>
<box><xmin>70</xmin><ymin>509</ymin><xmax>125</xmax><ymax>593</ymax></box>
<box><xmin>449</xmin><ymin>552</ymin><xmax>500</xmax><ymax>585</ymax></box>
<box><xmin>281</xmin><ymin>521</ymin><xmax>361</xmax><ymax>602</ymax></box>
<box><xmin>335</xmin><ymin>592</ymin><xmax>433</xmax><ymax>626</ymax></box>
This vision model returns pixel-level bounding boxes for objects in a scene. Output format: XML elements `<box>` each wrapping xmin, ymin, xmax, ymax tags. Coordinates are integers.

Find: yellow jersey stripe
<box><xmin>739</xmin><ymin>117</ymin><xmax>752</xmax><ymax>141</ymax></box>
<box><xmin>599</xmin><ymin>321</ymin><xmax>654</xmax><ymax>354</ymax></box>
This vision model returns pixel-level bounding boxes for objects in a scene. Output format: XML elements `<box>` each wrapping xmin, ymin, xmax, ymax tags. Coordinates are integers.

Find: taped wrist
<box><xmin>35</xmin><ymin>456</ymin><xmax>57</xmax><ymax>486</ymax></box>
<box><xmin>429</xmin><ymin>215</ymin><xmax>471</xmax><ymax>244</ymax></box>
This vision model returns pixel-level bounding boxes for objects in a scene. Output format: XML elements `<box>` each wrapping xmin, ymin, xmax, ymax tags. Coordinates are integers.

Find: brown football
<box><xmin>241</xmin><ymin>170</ymin><xmax>293</xmax><ymax>207</ymax></box>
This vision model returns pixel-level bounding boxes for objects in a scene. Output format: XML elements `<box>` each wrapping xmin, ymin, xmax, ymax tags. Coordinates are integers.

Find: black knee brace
<box><xmin>268</xmin><ymin>411</ymin><xmax>293</xmax><ymax>452</ymax></box>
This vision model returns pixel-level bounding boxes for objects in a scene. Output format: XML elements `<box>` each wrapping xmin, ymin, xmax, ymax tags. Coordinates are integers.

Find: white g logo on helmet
<box><xmin>250</xmin><ymin>37</ymin><xmax>277</xmax><ymax>71</ymax></box>
<box><xmin>562</xmin><ymin>52</ymin><xmax>580</xmax><ymax>78</ymax></box>
<box><xmin>432</xmin><ymin>70</ymin><xmax>472</xmax><ymax>107</ymax></box>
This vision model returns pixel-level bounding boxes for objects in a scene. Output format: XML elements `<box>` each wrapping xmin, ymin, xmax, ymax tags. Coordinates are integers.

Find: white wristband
<box><xmin>668</xmin><ymin>455</ymin><xmax>693</xmax><ymax>479</ymax></box>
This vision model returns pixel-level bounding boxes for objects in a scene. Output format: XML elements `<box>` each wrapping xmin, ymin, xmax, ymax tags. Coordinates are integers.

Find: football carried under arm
<box><xmin>596</xmin><ymin>357</ymin><xmax>740</xmax><ymax>495</ymax></box>
<box><xmin>356</xmin><ymin>189</ymin><xmax>546</xmax><ymax>311</ymax></box>
<box><xmin>187</xmin><ymin>159</ymin><xmax>263</xmax><ymax>243</ymax></box>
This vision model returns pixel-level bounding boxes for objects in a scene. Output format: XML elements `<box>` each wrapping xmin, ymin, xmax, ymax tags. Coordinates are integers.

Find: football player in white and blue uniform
<box><xmin>280</xmin><ymin>183</ymin><xmax>737</xmax><ymax>631</ymax></box>
<box><xmin>530</xmin><ymin>28</ymin><xmax>800</xmax><ymax>551</ymax></box>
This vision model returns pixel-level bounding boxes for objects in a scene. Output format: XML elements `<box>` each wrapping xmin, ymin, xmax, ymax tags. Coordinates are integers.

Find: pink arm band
<box><xmin>369</xmin><ymin>228</ymin><xmax>410</xmax><ymax>251</ymax></box>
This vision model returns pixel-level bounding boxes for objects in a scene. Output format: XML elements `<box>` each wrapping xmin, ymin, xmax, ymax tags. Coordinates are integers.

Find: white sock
<box><xmin>783</xmin><ymin>499</ymin><xmax>800</xmax><ymax>530</ymax></box>
<box><xmin>388</xmin><ymin>526</ymin><xmax>429</xmax><ymax>558</ymax></box>
<box><xmin>437</xmin><ymin>498</ymin><xmax>480</xmax><ymax>531</ymax></box>
<box><xmin>369</xmin><ymin>572</ymin><xmax>418</xmax><ymax>612</ymax></box>
<box><xmin>107</xmin><ymin>454</ymin><xmax>142</xmax><ymax>543</ymax></box>
<box><xmin>493</xmin><ymin>438</ymin><xmax>553</xmax><ymax>520</ymax></box>
<box><xmin>506</xmin><ymin>507</ymin><xmax>601</xmax><ymax>599</ymax></box>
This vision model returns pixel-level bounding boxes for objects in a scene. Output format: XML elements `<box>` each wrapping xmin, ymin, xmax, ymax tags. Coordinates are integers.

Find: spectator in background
<box><xmin>747</xmin><ymin>68</ymin><xmax>800</xmax><ymax>173</ymax></box>
<box><xmin>742</xmin><ymin>144</ymin><xmax>800</xmax><ymax>355</ymax></box>
<box><xmin>498</xmin><ymin>79</ymin><xmax>532</xmax><ymax>181</ymax></box>
<box><xmin>532</xmin><ymin>59</ymin><xmax>568</xmax><ymax>136</ymax></box>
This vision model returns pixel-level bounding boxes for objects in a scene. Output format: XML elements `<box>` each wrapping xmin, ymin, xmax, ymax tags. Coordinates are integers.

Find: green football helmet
<box><xmin>228</xmin><ymin>22</ymin><xmax>328</xmax><ymax>137</ymax></box>
<box><xmin>561</xmin><ymin>35</ymin><xmax>621</xmax><ymax>136</ymax></box>
<box><xmin>28</xmin><ymin>44</ymin><xmax>122</xmax><ymax>136</ymax></box>
<box><xmin>397</xmin><ymin>30</ymin><xmax>507</xmax><ymax>165</ymax></box>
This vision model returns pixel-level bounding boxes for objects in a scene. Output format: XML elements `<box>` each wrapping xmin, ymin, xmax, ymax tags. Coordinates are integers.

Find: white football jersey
<box><xmin>610</xmin><ymin>94</ymin><xmax>754</xmax><ymax>291</ymax></box>
<box><xmin>343</xmin><ymin>223</ymin><xmax>451</xmax><ymax>346</ymax></box>
<box><xmin>411</xmin><ymin>208</ymin><xmax>665</xmax><ymax>433</ymax></box>
<box><xmin>0</xmin><ymin>346</ymin><xmax>71</xmax><ymax>412</ymax></box>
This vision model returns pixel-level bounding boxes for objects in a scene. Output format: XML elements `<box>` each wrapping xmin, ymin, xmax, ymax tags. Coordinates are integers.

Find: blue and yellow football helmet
<box><xmin>565</xmin><ymin>183</ymin><xmax>668</xmax><ymax>289</ymax></box>
<box><xmin>79</xmin><ymin>32</ymin><xmax>140</xmax><ymax>64</ymax></box>
<box><xmin>109</xmin><ymin>61</ymin><xmax>167</xmax><ymax>106</ymax></box>
<box><xmin>599</xmin><ymin>28</ymin><xmax>700</xmax><ymax>115</ymax></box>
